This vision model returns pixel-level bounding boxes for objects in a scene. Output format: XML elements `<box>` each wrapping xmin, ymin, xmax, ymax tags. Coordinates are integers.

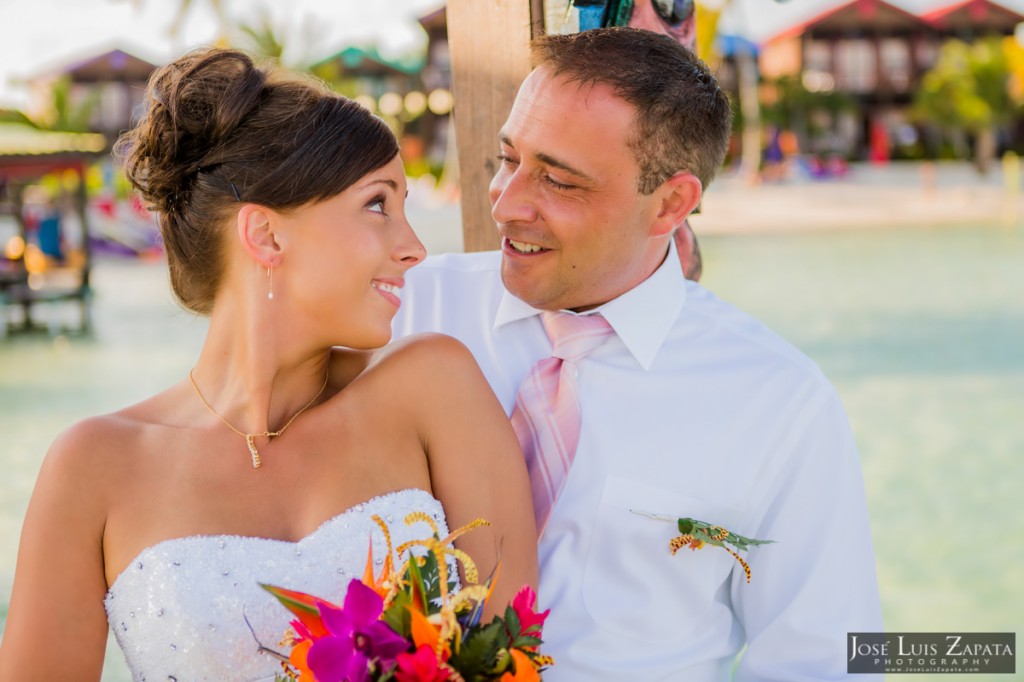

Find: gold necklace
<box><xmin>188</xmin><ymin>368</ymin><xmax>330</xmax><ymax>469</ymax></box>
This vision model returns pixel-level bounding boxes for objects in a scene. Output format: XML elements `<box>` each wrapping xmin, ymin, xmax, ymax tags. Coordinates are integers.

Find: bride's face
<box><xmin>278</xmin><ymin>155</ymin><xmax>425</xmax><ymax>349</ymax></box>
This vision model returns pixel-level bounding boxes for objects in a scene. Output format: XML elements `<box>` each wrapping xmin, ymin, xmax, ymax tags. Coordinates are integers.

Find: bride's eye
<box><xmin>367</xmin><ymin>196</ymin><xmax>386</xmax><ymax>214</ymax></box>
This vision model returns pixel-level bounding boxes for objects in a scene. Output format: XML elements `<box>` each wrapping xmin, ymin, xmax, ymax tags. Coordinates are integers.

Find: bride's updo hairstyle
<box><xmin>116</xmin><ymin>47</ymin><xmax>399</xmax><ymax>315</ymax></box>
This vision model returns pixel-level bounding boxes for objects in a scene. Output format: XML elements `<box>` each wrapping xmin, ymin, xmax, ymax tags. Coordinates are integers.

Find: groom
<box><xmin>395</xmin><ymin>28</ymin><xmax>882</xmax><ymax>680</ymax></box>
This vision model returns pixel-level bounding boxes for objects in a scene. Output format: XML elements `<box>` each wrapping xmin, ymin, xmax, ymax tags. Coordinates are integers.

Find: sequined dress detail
<box><xmin>104</xmin><ymin>488</ymin><xmax>448</xmax><ymax>682</ymax></box>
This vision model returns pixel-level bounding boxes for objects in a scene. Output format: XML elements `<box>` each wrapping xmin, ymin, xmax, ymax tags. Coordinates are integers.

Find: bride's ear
<box><xmin>236</xmin><ymin>204</ymin><xmax>282</xmax><ymax>267</ymax></box>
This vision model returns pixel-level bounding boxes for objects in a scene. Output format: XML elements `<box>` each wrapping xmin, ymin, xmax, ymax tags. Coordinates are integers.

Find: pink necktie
<box><xmin>510</xmin><ymin>311</ymin><xmax>615</xmax><ymax>535</ymax></box>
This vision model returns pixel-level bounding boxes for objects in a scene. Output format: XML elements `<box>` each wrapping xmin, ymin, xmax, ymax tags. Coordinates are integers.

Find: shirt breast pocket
<box><xmin>581</xmin><ymin>475</ymin><xmax>746</xmax><ymax>643</ymax></box>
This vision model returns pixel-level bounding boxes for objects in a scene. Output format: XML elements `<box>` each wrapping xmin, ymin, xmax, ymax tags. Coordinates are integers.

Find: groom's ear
<box><xmin>649</xmin><ymin>171</ymin><xmax>702</xmax><ymax>238</ymax></box>
<box><xmin>236</xmin><ymin>204</ymin><xmax>282</xmax><ymax>267</ymax></box>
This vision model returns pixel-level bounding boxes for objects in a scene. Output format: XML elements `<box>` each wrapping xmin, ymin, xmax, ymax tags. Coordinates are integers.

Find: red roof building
<box><xmin>921</xmin><ymin>0</ymin><xmax>1024</xmax><ymax>33</ymax></box>
<box><xmin>752</xmin><ymin>0</ymin><xmax>1023</xmax><ymax>160</ymax></box>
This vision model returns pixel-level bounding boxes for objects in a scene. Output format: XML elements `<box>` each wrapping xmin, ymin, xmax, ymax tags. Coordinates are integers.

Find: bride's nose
<box><xmin>396</xmin><ymin>218</ymin><xmax>426</xmax><ymax>267</ymax></box>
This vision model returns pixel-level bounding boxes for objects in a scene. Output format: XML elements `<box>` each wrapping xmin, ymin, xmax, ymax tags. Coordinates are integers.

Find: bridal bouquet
<box><xmin>262</xmin><ymin>512</ymin><xmax>551</xmax><ymax>682</ymax></box>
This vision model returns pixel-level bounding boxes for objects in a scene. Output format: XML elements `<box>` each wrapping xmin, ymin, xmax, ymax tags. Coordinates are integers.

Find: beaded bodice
<box><xmin>104</xmin><ymin>488</ymin><xmax>448</xmax><ymax>682</ymax></box>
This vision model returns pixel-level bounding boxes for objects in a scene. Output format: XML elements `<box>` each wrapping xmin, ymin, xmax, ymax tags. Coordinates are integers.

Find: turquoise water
<box><xmin>700</xmin><ymin>225</ymin><xmax>1024</xmax><ymax>656</ymax></box>
<box><xmin>0</xmin><ymin>257</ymin><xmax>207</xmax><ymax>681</ymax></box>
<box><xmin>1</xmin><ymin>223</ymin><xmax>1022</xmax><ymax>680</ymax></box>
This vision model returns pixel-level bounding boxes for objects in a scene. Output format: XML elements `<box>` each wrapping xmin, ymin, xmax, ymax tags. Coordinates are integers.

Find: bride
<box><xmin>0</xmin><ymin>48</ymin><xmax>537</xmax><ymax>681</ymax></box>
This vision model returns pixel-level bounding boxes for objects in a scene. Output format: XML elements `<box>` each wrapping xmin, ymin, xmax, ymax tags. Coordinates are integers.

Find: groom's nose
<box><xmin>490</xmin><ymin>164</ymin><xmax>538</xmax><ymax>227</ymax></box>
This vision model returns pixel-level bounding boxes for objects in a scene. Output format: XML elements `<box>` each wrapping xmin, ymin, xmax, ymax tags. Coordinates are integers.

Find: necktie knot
<box><xmin>541</xmin><ymin>311</ymin><xmax>614</xmax><ymax>362</ymax></box>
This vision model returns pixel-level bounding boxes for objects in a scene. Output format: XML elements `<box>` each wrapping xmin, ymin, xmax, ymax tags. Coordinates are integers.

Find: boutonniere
<box><xmin>631</xmin><ymin>510</ymin><xmax>775</xmax><ymax>583</ymax></box>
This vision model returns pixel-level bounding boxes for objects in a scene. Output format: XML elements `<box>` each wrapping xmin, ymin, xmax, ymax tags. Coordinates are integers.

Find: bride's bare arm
<box><xmin>0</xmin><ymin>420</ymin><xmax>112</xmax><ymax>680</ymax></box>
<box><xmin>388</xmin><ymin>333</ymin><xmax>538</xmax><ymax>618</ymax></box>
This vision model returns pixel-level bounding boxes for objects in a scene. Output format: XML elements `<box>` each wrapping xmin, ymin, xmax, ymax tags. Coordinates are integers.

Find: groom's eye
<box><xmin>543</xmin><ymin>174</ymin><xmax>576</xmax><ymax>191</ymax></box>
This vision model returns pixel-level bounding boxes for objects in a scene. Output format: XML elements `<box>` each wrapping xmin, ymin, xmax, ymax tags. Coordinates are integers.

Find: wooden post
<box><xmin>447</xmin><ymin>0</ymin><xmax>543</xmax><ymax>252</ymax></box>
<box><xmin>74</xmin><ymin>164</ymin><xmax>91</xmax><ymax>290</ymax></box>
<box><xmin>74</xmin><ymin>164</ymin><xmax>93</xmax><ymax>331</ymax></box>
<box><xmin>8</xmin><ymin>183</ymin><xmax>34</xmax><ymax>327</ymax></box>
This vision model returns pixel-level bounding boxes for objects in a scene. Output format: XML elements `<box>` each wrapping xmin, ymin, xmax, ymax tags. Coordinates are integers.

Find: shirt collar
<box><xmin>493</xmin><ymin>237</ymin><xmax>686</xmax><ymax>370</ymax></box>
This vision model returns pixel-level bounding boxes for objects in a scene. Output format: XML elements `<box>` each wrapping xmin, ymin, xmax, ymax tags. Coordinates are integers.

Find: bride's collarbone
<box><xmin>96</xmin><ymin>390</ymin><xmax>432</xmax><ymax>585</ymax></box>
<box><xmin>102</xmin><ymin>429</ymin><xmax>432</xmax><ymax>560</ymax></box>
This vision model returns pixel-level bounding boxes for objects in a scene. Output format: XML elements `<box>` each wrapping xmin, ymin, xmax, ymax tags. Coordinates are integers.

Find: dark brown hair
<box><xmin>531</xmin><ymin>27</ymin><xmax>731</xmax><ymax>194</ymax></box>
<box><xmin>115</xmin><ymin>47</ymin><xmax>399</xmax><ymax>314</ymax></box>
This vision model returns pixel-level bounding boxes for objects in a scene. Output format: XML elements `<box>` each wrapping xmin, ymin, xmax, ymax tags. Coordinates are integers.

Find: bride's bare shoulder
<box><xmin>42</xmin><ymin>412</ymin><xmax>143</xmax><ymax>475</ymax></box>
<box><xmin>41</xmin><ymin>386</ymin><xmax>185</xmax><ymax>483</ymax></box>
<box><xmin>352</xmin><ymin>334</ymin><xmax>491</xmax><ymax>417</ymax></box>
<box><xmin>20</xmin><ymin>412</ymin><xmax>143</xmax><ymax>537</ymax></box>
<box><xmin>367</xmin><ymin>333</ymin><xmax>479</xmax><ymax>378</ymax></box>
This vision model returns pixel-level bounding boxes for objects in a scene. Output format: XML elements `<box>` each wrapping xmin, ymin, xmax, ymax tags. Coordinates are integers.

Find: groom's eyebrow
<box><xmin>537</xmin><ymin>152</ymin><xmax>593</xmax><ymax>183</ymax></box>
<box><xmin>499</xmin><ymin>132</ymin><xmax>593</xmax><ymax>183</ymax></box>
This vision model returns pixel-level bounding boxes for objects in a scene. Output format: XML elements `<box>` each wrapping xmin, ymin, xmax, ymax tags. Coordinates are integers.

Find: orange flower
<box><xmin>288</xmin><ymin>638</ymin><xmax>316</xmax><ymax>682</ymax></box>
<box><xmin>409</xmin><ymin>605</ymin><xmax>451</xmax><ymax>660</ymax></box>
<box><xmin>363</xmin><ymin>516</ymin><xmax>397</xmax><ymax>599</ymax></box>
<box><xmin>499</xmin><ymin>649</ymin><xmax>540</xmax><ymax>682</ymax></box>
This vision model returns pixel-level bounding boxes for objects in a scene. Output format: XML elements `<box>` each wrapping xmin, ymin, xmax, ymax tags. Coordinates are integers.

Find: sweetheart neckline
<box><xmin>105</xmin><ymin>487</ymin><xmax>438</xmax><ymax>596</ymax></box>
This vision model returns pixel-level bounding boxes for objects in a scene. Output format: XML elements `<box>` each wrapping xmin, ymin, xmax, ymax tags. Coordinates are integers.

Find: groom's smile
<box><xmin>504</xmin><ymin>237</ymin><xmax>550</xmax><ymax>255</ymax></box>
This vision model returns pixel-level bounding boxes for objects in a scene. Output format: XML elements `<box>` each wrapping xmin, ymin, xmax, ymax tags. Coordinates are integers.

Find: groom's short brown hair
<box><xmin>531</xmin><ymin>27</ymin><xmax>731</xmax><ymax>195</ymax></box>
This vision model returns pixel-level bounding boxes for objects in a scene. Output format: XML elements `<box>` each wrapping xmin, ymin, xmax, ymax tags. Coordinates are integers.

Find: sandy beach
<box><xmin>694</xmin><ymin>159</ymin><xmax>1023</xmax><ymax>234</ymax></box>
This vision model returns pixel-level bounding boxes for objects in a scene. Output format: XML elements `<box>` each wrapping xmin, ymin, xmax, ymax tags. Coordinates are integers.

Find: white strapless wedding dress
<box><xmin>104</xmin><ymin>488</ymin><xmax>448</xmax><ymax>682</ymax></box>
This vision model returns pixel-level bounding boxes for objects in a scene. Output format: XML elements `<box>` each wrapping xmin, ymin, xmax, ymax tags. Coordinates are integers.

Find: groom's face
<box><xmin>490</xmin><ymin>67</ymin><xmax>668</xmax><ymax>312</ymax></box>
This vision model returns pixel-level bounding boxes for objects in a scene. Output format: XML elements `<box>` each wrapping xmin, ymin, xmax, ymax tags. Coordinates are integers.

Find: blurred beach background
<box><xmin>1</xmin><ymin>1</ymin><xmax>1023</xmax><ymax>680</ymax></box>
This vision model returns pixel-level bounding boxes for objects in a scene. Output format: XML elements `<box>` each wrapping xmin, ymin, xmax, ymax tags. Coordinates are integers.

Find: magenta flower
<box><xmin>394</xmin><ymin>644</ymin><xmax>452</xmax><ymax>682</ymax></box>
<box><xmin>306</xmin><ymin>579</ymin><xmax>410</xmax><ymax>682</ymax></box>
<box><xmin>510</xmin><ymin>586</ymin><xmax>549</xmax><ymax>636</ymax></box>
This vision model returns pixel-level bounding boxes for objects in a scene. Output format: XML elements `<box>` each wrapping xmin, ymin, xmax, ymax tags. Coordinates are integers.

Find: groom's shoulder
<box><xmin>680</xmin><ymin>279</ymin><xmax>827</xmax><ymax>384</ymax></box>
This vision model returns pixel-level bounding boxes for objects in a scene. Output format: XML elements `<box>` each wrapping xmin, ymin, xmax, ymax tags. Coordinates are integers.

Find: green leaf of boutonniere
<box><xmin>632</xmin><ymin>510</ymin><xmax>775</xmax><ymax>583</ymax></box>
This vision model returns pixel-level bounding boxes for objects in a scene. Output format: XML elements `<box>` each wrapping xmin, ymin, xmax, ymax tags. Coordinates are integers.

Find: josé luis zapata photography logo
<box><xmin>848</xmin><ymin>633</ymin><xmax>1016</xmax><ymax>674</ymax></box>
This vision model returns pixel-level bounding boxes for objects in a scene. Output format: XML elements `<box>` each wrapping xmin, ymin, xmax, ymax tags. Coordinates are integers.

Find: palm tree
<box><xmin>124</xmin><ymin>0</ymin><xmax>231</xmax><ymax>45</ymax></box>
<box><xmin>238</xmin><ymin>12</ymin><xmax>287</xmax><ymax>65</ymax></box>
<box><xmin>914</xmin><ymin>37</ymin><xmax>1023</xmax><ymax>174</ymax></box>
<box><xmin>31</xmin><ymin>76</ymin><xmax>100</xmax><ymax>133</ymax></box>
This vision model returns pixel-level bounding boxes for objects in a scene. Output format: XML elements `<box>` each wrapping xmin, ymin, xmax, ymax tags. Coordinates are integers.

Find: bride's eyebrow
<box><xmin>357</xmin><ymin>178</ymin><xmax>399</xmax><ymax>191</ymax></box>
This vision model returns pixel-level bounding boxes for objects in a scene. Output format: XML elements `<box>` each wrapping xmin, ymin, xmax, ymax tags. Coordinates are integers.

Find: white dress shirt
<box><xmin>393</xmin><ymin>241</ymin><xmax>883</xmax><ymax>681</ymax></box>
